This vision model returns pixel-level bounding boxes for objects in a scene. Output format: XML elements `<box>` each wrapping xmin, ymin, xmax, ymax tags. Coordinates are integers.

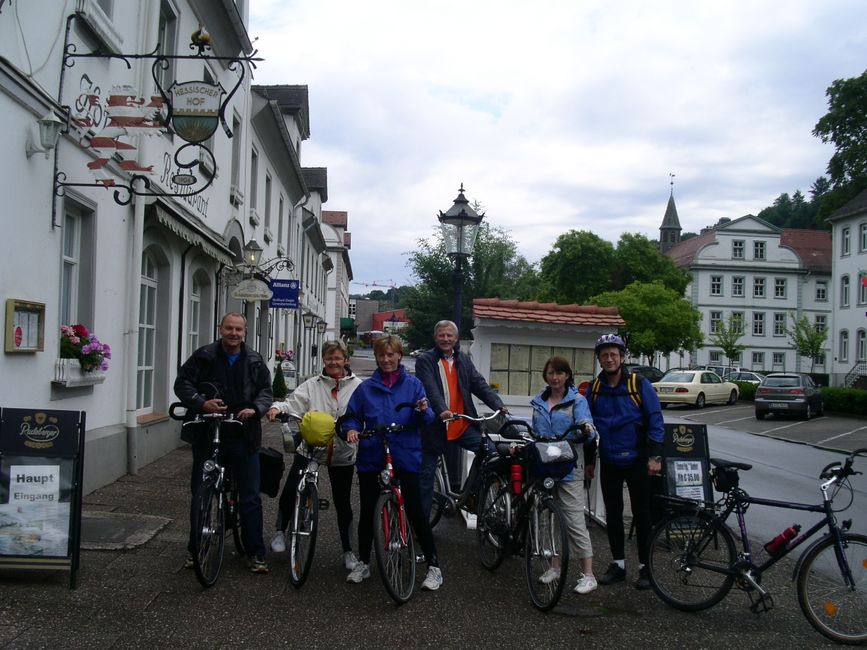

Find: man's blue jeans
<box><xmin>189</xmin><ymin>436</ymin><xmax>266</xmax><ymax>558</ymax></box>
<box><xmin>419</xmin><ymin>426</ymin><xmax>493</xmax><ymax>520</ymax></box>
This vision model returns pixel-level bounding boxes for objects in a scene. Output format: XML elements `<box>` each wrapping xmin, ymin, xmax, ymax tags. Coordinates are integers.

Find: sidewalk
<box><xmin>0</xmin><ymin>421</ymin><xmax>833</xmax><ymax>649</ymax></box>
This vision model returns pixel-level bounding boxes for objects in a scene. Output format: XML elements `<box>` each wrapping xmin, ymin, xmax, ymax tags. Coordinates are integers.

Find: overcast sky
<box><xmin>248</xmin><ymin>0</ymin><xmax>867</xmax><ymax>288</ymax></box>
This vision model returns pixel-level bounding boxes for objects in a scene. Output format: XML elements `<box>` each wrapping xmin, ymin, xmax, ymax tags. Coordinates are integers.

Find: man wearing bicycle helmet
<box><xmin>588</xmin><ymin>333</ymin><xmax>664</xmax><ymax>590</ymax></box>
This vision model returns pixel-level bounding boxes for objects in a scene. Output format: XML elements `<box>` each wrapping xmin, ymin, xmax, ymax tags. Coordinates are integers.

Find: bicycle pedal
<box><xmin>318</xmin><ymin>499</ymin><xmax>330</xmax><ymax>510</ymax></box>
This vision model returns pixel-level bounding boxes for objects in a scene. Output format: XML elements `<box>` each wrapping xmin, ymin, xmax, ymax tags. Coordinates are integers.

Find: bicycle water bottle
<box><xmin>763</xmin><ymin>524</ymin><xmax>801</xmax><ymax>557</ymax></box>
<box><xmin>511</xmin><ymin>462</ymin><xmax>522</xmax><ymax>495</ymax></box>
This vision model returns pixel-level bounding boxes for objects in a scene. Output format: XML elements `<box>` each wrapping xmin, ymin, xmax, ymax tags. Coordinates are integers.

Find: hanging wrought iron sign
<box><xmin>51</xmin><ymin>15</ymin><xmax>262</xmax><ymax>211</ymax></box>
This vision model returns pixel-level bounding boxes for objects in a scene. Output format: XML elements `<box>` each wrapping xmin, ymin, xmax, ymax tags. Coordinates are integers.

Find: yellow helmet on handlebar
<box><xmin>300</xmin><ymin>411</ymin><xmax>335</xmax><ymax>447</ymax></box>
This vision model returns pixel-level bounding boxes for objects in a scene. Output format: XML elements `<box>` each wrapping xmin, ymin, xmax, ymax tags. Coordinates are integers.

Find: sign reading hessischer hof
<box><xmin>0</xmin><ymin>408</ymin><xmax>85</xmax><ymax>585</ymax></box>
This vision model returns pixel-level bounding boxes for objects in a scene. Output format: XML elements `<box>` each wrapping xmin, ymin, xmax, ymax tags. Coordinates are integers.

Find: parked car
<box><xmin>723</xmin><ymin>370</ymin><xmax>766</xmax><ymax>385</ymax></box>
<box><xmin>754</xmin><ymin>373</ymin><xmax>824</xmax><ymax>420</ymax></box>
<box><xmin>624</xmin><ymin>363</ymin><xmax>665</xmax><ymax>383</ymax></box>
<box><xmin>409</xmin><ymin>348</ymin><xmax>426</xmax><ymax>358</ymax></box>
<box><xmin>653</xmin><ymin>370</ymin><xmax>739</xmax><ymax>409</ymax></box>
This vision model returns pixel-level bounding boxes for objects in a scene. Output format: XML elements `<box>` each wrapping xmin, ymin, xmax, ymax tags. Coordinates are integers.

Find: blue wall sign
<box><xmin>269</xmin><ymin>279</ymin><xmax>299</xmax><ymax>309</ymax></box>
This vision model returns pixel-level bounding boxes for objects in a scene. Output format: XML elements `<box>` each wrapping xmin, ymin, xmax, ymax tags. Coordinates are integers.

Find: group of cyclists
<box><xmin>174</xmin><ymin>313</ymin><xmax>665</xmax><ymax>595</ymax></box>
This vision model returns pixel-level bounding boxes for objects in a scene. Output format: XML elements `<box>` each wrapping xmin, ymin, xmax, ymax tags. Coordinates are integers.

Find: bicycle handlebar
<box><xmin>169</xmin><ymin>401</ymin><xmax>242</xmax><ymax>425</ymax></box>
<box><xmin>820</xmin><ymin>447</ymin><xmax>867</xmax><ymax>481</ymax></box>
<box><xmin>442</xmin><ymin>409</ymin><xmax>503</xmax><ymax>424</ymax></box>
<box><xmin>496</xmin><ymin>419</ymin><xmax>593</xmax><ymax>444</ymax></box>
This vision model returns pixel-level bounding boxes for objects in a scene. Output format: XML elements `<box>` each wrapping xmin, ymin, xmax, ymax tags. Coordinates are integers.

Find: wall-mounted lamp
<box><xmin>316</xmin><ymin>319</ymin><xmax>327</xmax><ymax>335</ymax></box>
<box><xmin>243</xmin><ymin>239</ymin><xmax>264</xmax><ymax>267</ymax></box>
<box><xmin>25</xmin><ymin>111</ymin><xmax>65</xmax><ymax>159</ymax></box>
<box><xmin>302</xmin><ymin>312</ymin><xmax>316</xmax><ymax>329</ymax></box>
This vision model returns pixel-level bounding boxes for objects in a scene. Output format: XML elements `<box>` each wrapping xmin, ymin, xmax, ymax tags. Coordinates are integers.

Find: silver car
<box><xmin>754</xmin><ymin>373</ymin><xmax>824</xmax><ymax>420</ymax></box>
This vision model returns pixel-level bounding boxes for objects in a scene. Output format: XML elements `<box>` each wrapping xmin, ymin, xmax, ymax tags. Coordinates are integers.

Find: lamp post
<box><xmin>438</xmin><ymin>183</ymin><xmax>484</xmax><ymax>332</ymax></box>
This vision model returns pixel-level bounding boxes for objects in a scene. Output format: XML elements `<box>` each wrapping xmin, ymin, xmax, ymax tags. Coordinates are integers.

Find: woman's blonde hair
<box><xmin>321</xmin><ymin>339</ymin><xmax>348</xmax><ymax>359</ymax></box>
<box><xmin>373</xmin><ymin>335</ymin><xmax>404</xmax><ymax>357</ymax></box>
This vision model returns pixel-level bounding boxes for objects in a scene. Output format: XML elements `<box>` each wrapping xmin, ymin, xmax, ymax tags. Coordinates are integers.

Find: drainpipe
<box><xmin>176</xmin><ymin>243</ymin><xmax>195</xmax><ymax>370</ymax></box>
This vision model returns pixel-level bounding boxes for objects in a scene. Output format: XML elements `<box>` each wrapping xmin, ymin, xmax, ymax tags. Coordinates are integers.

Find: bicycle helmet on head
<box><xmin>594</xmin><ymin>333</ymin><xmax>626</xmax><ymax>354</ymax></box>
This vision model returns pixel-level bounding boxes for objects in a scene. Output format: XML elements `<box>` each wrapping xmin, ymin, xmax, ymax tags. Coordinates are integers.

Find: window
<box><xmin>250</xmin><ymin>149</ymin><xmax>259</xmax><ymax>210</ymax></box>
<box><xmin>841</xmin><ymin>275</ymin><xmax>850</xmax><ymax>308</ymax></box>
<box><xmin>840</xmin><ymin>330</ymin><xmax>849</xmax><ymax>363</ymax></box>
<box><xmin>96</xmin><ymin>0</ymin><xmax>113</xmax><ymax>16</ymax></box>
<box><xmin>732</xmin><ymin>276</ymin><xmax>744</xmax><ymax>297</ymax></box>
<box><xmin>264</xmin><ymin>173</ymin><xmax>272</xmax><ymax>232</ymax></box>
<box><xmin>278</xmin><ymin>194</ymin><xmax>285</xmax><ymax>250</ymax></box>
<box><xmin>489</xmin><ymin>343</ymin><xmax>596</xmax><ymax>397</ymax></box>
<box><xmin>815</xmin><ymin>314</ymin><xmax>826</xmax><ymax>332</ymax></box>
<box><xmin>773</xmin><ymin>352</ymin><xmax>785</xmax><ymax>366</ymax></box>
<box><xmin>752</xmin><ymin>351</ymin><xmax>764</xmax><ymax>366</ymax></box>
<box><xmin>841</xmin><ymin>227</ymin><xmax>851</xmax><ymax>256</ymax></box>
<box><xmin>709</xmin><ymin>350</ymin><xmax>722</xmax><ymax>363</ymax></box>
<box><xmin>137</xmin><ymin>253</ymin><xmax>158</xmax><ymax>410</ymax></box>
<box><xmin>731</xmin><ymin>312</ymin><xmax>744</xmax><ymax>334</ymax></box>
<box><xmin>753</xmin><ymin>277</ymin><xmax>766</xmax><ymax>298</ymax></box>
<box><xmin>732</xmin><ymin>240</ymin><xmax>745</xmax><ymax>259</ymax></box>
<box><xmin>858</xmin><ymin>330</ymin><xmax>867</xmax><ymax>362</ymax></box>
<box><xmin>156</xmin><ymin>3</ymin><xmax>177</xmax><ymax>91</ymax></box>
<box><xmin>816</xmin><ymin>353</ymin><xmax>826</xmax><ymax>366</ymax></box>
<box><xmin>709</xmin><ymin>311</ymin><xmax>722</xmax><ymax>334</ymax></box>
<box><xmin>188</xmin><ymin>278</ymin><xmax>201</xmax><ymax>354</ymax></box>
<box><xmin>752</xmin><ymin>312</ymin><xmax>765</xmax><ymax>336</ymax></box>
<box><xmin>710</xmin><ymin>275</ymin><xmax>722</xmax><ymax>296</ymax></box>
<box><xmin>861</xmin><ymin>223</ymin><xmax>867</xmax><ymax>252</ymax></box>
<box><xmin>60</xmin><ymin>203</ymin><xmax>95</xmax><ymax>327</ymax></box>
<box><xmin>754</xmin><ymin>241</ymin><xmax>766</xmax><ymax>260</ymax></box>
<box><xmin>230</xmin><ymin>115</ymin><xmax>242</xmax><ymax>195</ymax></box>
<box><xmin>774</xmin><ymin>278</ymin><xmax>786</xmax><ymax>299</ymax></box>
<box><xmin>816</xmin><ymin>281</ymin><xmax>827</xmax><ymax>301</ymax></box>
<box><xmin>773</xmin><ymin>312</ymin><xmax>786</xmax><ymax>336</ymax></box>
<box><xmin>860</xmin><ymin>274</ymin><xmax>867</xmax><ymax>305</ymax></box>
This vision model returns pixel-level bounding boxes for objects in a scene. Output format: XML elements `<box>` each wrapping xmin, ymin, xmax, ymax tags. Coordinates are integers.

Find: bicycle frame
<box><xmin>378</xmin><ymin>434</ymin><xmax>410</xmax><ymax>548</ymax></box>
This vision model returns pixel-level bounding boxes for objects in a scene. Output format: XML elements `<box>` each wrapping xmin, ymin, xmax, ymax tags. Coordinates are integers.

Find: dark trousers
<box><xmin>599</xmin><ymin>458</ymin><xmax>652</xmax><ymax>565</ymax></box>
<box><xmin>189</xmin><ymin>437</ymin><xmax>265</xmax><ymax>558</ymax></box>
<box><xmin>276</xmin><ymin>454</ymin><xmax>355</xmax><ymax>553</ymax></box>
<box><xmin>356</xmin><ymin>470</ymin><xmax>438</xmax><ymax>568</ymax></box>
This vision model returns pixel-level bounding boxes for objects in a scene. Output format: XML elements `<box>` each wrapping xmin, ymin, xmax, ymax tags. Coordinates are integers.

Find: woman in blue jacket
<box><xmin>341</xmin><ymin>336</ymin><xmax>442</xmax><ymax>590</ymax></box>
<box><xmin>530</xmin><ymin>356</ymin><xmax>599</xmax><ymax>595</ymax></box>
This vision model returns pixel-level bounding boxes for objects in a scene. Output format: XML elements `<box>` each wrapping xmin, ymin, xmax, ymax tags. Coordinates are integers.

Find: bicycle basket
<box><xmin>300</xmin><ymin>411</ymin><xmax>335</xmax><ymax>447</ymax></box>
<box><xmin>529</xmin><ymin>440</ymin><xmax>577</xmax><ymax>479</ymax></box>
<box><xmin>711</xmin><ymin>466</ymin><xmax>739</xmax><ymax>493</ymax></box>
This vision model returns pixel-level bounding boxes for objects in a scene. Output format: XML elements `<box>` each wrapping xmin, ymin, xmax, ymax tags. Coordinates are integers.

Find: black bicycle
<box><xmin>170</xmin><ymin>403</ymin><xmax>247</xmax><ymax>588</ymax></box>
<box><xmin>647</xmin><ymin>448</ymin><xmax>867</xmax><ymax>645</ymax></box>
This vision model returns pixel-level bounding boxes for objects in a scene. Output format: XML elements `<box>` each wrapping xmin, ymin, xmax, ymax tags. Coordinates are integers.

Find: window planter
<box><xmin>53</xmin><ymin>358</ymin><xmax>106</xmax><ymax>387</ymax></box>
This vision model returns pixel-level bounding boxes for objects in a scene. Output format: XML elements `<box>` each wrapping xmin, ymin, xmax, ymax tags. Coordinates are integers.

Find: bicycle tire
<box><xmin>227</xmin><ymin>482</ymin><xmax>246</xmax><ymax>558</ymax></box>
<box><xmin>525</xmin><ymin>497</ymin><xmax>569</xmax><ymax>611</ymax></box>
<box><xmin>289</xmin><ymin>482</ymin><xmax>319</xmax><ymax>588</ymax></box>
<box><xmin>796</xmin><ymin>532</ymin><xmax>867</xmax><ymax>645</ymax></box>
<box><xmin>647</xmin><ymin>512</ymin><xmax>736</xmax><ymax>611</ymax></box>
<box><xmin>192</xmin><ymin>480</ymin><xmax>225</xmax><ymax>588</ymax></box>
<box><xmin>429</xmin><ymin>461</ymin><xmax>447</xmax><ymax>529</ymax></box>
<box><xmin>477</xmin><ymin>472</ymin><xmax>510</xmax><ymax>570</ymax></box>
<box><xmin>373</xmin><ymin>492</ymin><xmax>416</xmax><ymax>604</ymax></box>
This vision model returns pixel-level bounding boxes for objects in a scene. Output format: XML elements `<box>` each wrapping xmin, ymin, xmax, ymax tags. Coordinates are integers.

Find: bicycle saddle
<box><xmin>710</xmin><ymin>458</ymin><xmax>752</xmax><ymax>471</ymax></box>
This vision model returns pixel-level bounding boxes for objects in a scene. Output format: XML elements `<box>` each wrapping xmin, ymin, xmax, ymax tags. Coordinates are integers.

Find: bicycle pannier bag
<box><xmin>300</xmin><ymin>411</ymin><xmax>335</xmax><ymax>447</ymax></box>
<box><xmin>712</xmin><ymin>466</ymin><xmax>739</xmax><ymax>493</ymax></box>
<box><xmin>259</xmin><ymin>446</ymin><xmax>285</xmax><ymax>497</ymax></box>
<box><xmin>530</xmin><ymin>440</ymin><xmax>577</xmax><ymax>479</ymax></box>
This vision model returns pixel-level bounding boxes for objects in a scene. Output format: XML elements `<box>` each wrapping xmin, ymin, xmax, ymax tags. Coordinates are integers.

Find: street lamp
<box><xmin>243</xmin><ymin>239</ymin><xmax>264</xmax><ymax>267</ymax></box>
<box><xmin>438</xmin><ymin>183</ymin><xmax>484</xmax><ymax>331</ymax></box>
<box><xmin>316</xmin><ymin>319</ymin><xmax>327</xmax><ymax>335</ymax></box>
<box><xmin>302</xmin><ymin>312</ymin><xmax>316</xmax><ymax>330</ymax></box>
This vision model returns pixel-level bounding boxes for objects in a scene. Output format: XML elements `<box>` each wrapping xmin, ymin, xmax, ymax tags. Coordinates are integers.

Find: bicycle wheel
<box><xmin>289</xmin><ymin>482</ymin><xmax>319</xmax><ymax>588</ymax></box>
<box><xmin>227</xmin><ymin>482</ymin><xmax>246</xmax><ymax>558</ymax></box>
<box><xmin>796</xmin><ymin>532</ymin><xmax>867</xmax><ymax>645</ymax></box>
<box><xmin>477</xmin><ymin>472</ymin><xmax>510</xmax><ymax>570</ymax></box>
<box><xmin>192</xmin><ymin>480</ymin><xmax>225</xmax><ymax>588</ymax></box>
<box><xmin>373</xmin><ymin>492</ymin><xmax>416</xmax><ymax>604</ymax></box>
<box><xmin>525</xmin><ymin>497</ymin><xmax>569</xmax><ymax>611</ymax></box>
<box><xmin>647</xmin><ymin>513</ymin><xmax>736</xmax><ymax>611</ymax></box>
<box><xmin>429</xmin><ymin>461</ymin><xmax>447</xmax><ymax>529</ymax></box>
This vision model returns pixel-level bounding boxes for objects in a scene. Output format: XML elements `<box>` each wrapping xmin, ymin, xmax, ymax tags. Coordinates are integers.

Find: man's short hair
<box><xmin>220</xmin><ymin>312</ymin><xmax>247</xmax><ymax>327</ymax></box>
<box><xmin>433</xmin><ymin>320</ymin><xmax>458</xmax><ymax>336</ymax></box>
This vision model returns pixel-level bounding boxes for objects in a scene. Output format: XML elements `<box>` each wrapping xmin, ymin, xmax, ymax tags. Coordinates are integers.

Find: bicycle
<box><xmin>474</xmin><ymin>418</ymin><xmax>589</xmax><ymax>611</ymax></box>
<box><xmin>647</xmin><ymin>447</ymin><xmax>867</xmax><ymax>645</ymax></box>
<box><xmin>355</xmin><ymin>402</ymin><xmax>424</xmax><ymax>605</ymax></box>
<box><xmin>169</xmin><ymin>403</ymin><xmax>247</xmax><ymax>588</ymax></box>
<box><xmin>429</xmin><ymin>410</ymin><xmax>503</xmax><ymax>528</ymax></box>
<box><xmin>276</xmin><ymin>411</ymin><xmax>335</xmax><ymax>588</ymax></box>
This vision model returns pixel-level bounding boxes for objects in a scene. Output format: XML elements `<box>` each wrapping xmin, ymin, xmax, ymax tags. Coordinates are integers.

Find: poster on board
<box><xmin>662</xmin><ymin>422</ymin><xmax>713</xmax><ymax>503</ymax></box>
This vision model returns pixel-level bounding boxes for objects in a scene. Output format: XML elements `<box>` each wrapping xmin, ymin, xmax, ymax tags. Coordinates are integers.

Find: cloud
<box><xmin>249</xmin><ymin>0</ymin><xmax>867</xmax><ymax>286</ymax></box>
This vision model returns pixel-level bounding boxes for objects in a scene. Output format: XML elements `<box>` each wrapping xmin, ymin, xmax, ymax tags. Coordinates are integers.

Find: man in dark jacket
<box><xmin>415</xmin><ymin>320</ymin><xmax>505</xmax><ymax>520</ymax></box>
<box><xmin>174</xmin><ymin>312</ymin><xmax>273</xmax><ymax>573</ymax></box>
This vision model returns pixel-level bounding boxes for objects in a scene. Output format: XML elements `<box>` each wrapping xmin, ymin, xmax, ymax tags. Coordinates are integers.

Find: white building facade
<box><xmin>0</xmin><ymin>1</ymin><xmax>342</xmax><ymax>492</ymax></box>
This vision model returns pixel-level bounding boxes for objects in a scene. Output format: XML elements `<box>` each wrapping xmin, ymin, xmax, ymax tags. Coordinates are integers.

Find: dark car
<box><xmin>624</xmin><ymin>364</ymin><xmax>665</xmax><ymax>383</ymax></box>
<box><xmin>754</xmin><ymin>372</ymin><xmax>824</xmax><ymax>420</ymax></box>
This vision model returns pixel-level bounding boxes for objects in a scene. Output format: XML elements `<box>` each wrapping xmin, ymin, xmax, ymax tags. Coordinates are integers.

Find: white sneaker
<box><xmin>421</xmin><ymin>566</ymin><xmax>443</xmax><ymax>591</ymax></box>
<box><xmin>270</xmin><ymin>531</ymin><xmax>286</xmax><ymax>554</ymax></box>
<box><xmin>574</xmin><ymin>574</ymin><xmax>598</xmax><ymax>594</ymax></box>
<box><xmin>537</xmin><ymin>567</ymin><xmax>561</xmax><ymax>584</ymax></box>
<box><xmin>342</xmin><ymin>551</ymin><xmax>359</xmax><ymax>571</ymax></box>
<box><xmin>346</xmin><ymin>561</ymin><xmax>370</xmax><ymax>583</ymax></box>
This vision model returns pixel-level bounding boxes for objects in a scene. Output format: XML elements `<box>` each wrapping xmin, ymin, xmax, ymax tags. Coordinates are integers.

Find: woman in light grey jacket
<box><xmin>266</xmin><ymin>340</ymin><xmax>363</xmax><ymax>570</ymax></box>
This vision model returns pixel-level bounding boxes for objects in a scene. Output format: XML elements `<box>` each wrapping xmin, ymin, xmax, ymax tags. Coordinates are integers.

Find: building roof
<box><xmin>301</xmin><ymin>167</ymin><xmax>327</xmax><ymax>203</ymax></box>
<box><xmin>828</xmin><ymin>187</ymin><xmax>867</xmax><ymax>221</ymax></box>
<box><xmin>251</xmin><ymin>85</ymin><xmax>310</xmax><ymax>139</ymax></box>
<box><xmin>665</xmin><ymin>230</ymin><xmax>716</xmax><ymax>267</ymax></box>
<box><xmin>660</xmin><ymin>194</ymin><xmax>681</xmax><ymax>230</ymax></box>
<box><xmin>779</xmin><ymin>229</ymin><xmax>832</xmax><ymax>272</ymax></box>
<box><xmin>473</xmin><ymin>299</ymin><xmax>624</xmax><ymax>326</ymax></box>
<box><xmin>322</xmin><ymin>210</ymin><xmax>347</xmax><ymax>227</ymax></box>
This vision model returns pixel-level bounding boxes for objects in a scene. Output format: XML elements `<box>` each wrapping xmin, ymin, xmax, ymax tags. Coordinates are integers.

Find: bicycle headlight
<box><xmin>542</xmin><ymin>477</ymin><xmax>555</xmax><ymax>490</ymax></box>
<box><xmin>379</xmin><ymin>469</ymin><xmax>391</xmax><ymax>486</ymax></box>
<box><xmin>203</xmin><ymin>459</ymin><xmax>217</xmax><ymax>474</ymax></box>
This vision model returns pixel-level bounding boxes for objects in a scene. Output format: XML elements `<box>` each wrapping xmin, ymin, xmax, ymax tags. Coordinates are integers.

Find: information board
<box><xmin>0</xmin><ymin>408</ymin><xmax>86</xmax><ymax>588</ymax></box>
<box><xmin>662</xmin><ymin>422</ymin><xmax>713</xmax><ymax>503</ymax></box>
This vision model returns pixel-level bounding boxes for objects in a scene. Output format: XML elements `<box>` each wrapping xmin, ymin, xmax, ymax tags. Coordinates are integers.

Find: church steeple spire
<box><xmin>659</xmin><ymin>173</ymin><xmax>682</xmax><ymax>254</ymax></box>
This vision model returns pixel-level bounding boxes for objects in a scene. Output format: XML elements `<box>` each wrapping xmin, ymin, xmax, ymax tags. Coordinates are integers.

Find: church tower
<box><xmin>659</xmin><ymin>173</ymin><xmax>682</xmax><ymax>254</ymax></box>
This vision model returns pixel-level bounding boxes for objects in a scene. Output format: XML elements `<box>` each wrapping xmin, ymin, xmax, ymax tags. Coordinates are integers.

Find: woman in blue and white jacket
<box><xmin>530</xmin><ymin>355</ymin><xmax>599</xmax><ymax>595</ymax></box>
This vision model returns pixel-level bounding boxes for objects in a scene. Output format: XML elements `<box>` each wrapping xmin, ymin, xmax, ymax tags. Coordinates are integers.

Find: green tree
<box><xmin>272</xmin><ymin>365</ymin><xmax>288</xmax><ymax>399</ymax></box>
<box><xmin>787</xmin><ymin>314</ymin><xmax>828</xmax><ymax>372</ymax></box>
<box><xmin>812</xmin><ymin>69</ymin><xmax>867</xmax><ymax>217</ymax></box>
<box><xmin>708</xmin><ymin>315</ymin><xmax>746</xmax><ymax>366</ymax></box>
<box><xmin>590</xmin><ymin>281</ymin><xmax>703</xmax><ymax>361</ymax></box>
<box><xmin>538</xmin><ymin>230</ymin><xmax>615</xmax><ymax>304</ymax></box>
<box><xmin>612</xmin><ymin>233</ymin><xmax>690</xmax><ymax>294</ymax></box>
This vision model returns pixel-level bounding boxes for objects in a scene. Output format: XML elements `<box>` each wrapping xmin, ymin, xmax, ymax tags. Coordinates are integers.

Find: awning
<box><xmin>150</xmin><ymin>202</ymin><xmax>235</xmax><ymax>266</ymax></box>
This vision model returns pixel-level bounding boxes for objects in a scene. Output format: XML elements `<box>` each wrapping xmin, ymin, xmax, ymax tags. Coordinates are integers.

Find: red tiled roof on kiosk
<box><xmin>473</xmin><ymin>299</ymin><xmax>625</xmax><ymax>326</ymax></box>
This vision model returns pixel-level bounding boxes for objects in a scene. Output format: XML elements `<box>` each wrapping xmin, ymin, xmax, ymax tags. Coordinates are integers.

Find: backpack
<box><xmin>591</xmin><ymin>372</ymin><xmax>642</xmax><ymax>408</ymax></box>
